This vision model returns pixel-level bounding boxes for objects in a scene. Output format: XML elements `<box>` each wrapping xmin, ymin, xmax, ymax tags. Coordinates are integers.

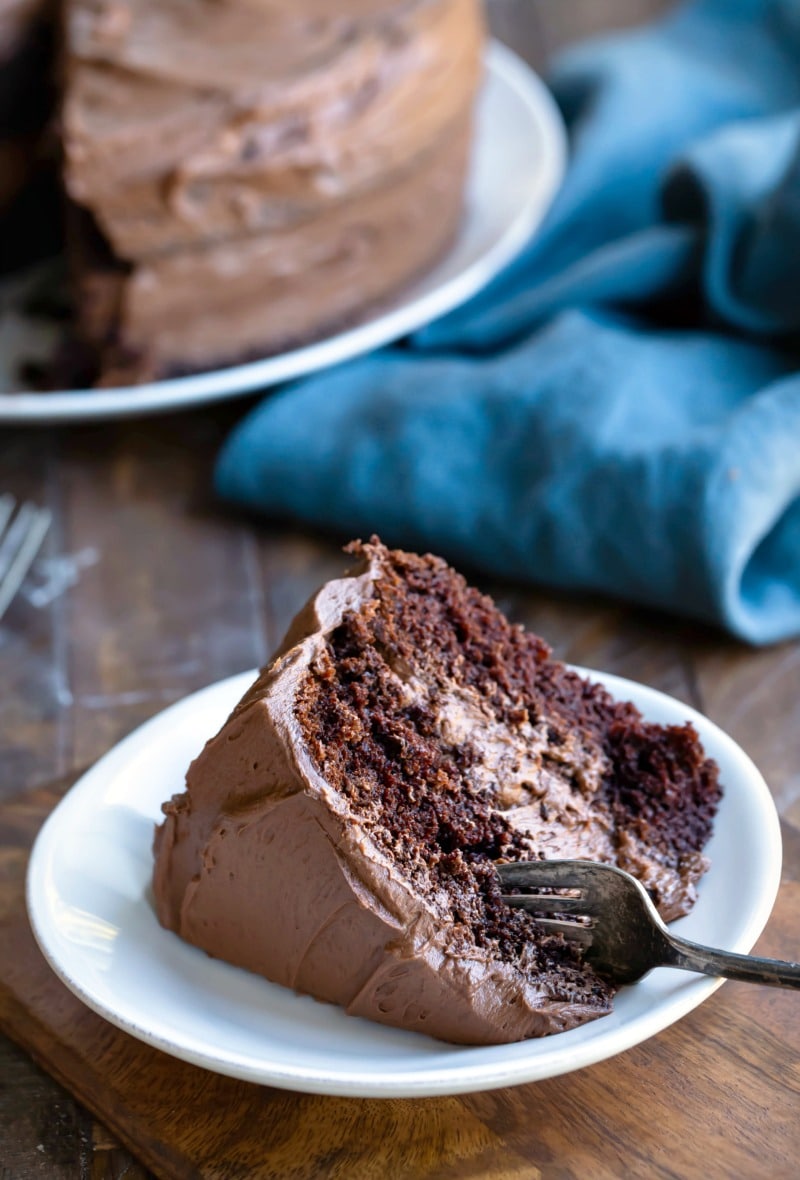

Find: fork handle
<box><xmin>662</xmin><ymin>930</ymin><xmax>800</xmax><ymax>988</ymax></box>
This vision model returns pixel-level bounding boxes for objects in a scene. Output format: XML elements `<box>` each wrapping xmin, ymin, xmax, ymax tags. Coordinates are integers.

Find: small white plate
<box><xmin>27</xmin><ymin>666</ymin><xmax>781</xmax><ymax>1098</ymax></box>
<box><xmin>0</xmin><ymin>42</ymin><xmax>566</xmax><ymax>423</ymax></box>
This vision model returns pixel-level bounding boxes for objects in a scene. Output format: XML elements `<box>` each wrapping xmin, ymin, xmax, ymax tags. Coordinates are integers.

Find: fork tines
<box><xmin>496</xmin><ymin>860</ymin><xmax>597</xmax><ymax>943</ymax></box>
<box><xmin>0</xmin><ymin>494</ymin><xmax>52</xmax><ymax>621</ymax></box>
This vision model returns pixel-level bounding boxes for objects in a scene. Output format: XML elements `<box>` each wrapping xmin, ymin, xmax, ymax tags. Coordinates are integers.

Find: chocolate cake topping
<box><xmin>153</xmin><ymin>539</ymin><xmax>722</xmax><ymax>1044</ymax></box>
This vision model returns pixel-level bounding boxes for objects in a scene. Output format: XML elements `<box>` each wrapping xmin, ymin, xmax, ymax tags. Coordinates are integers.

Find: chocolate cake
<box><xmin>60</xmin><ymin>0</ymin><xmax>484</xmax><ymax>384</ymax></box>
<box><xmin>153</xmin><ymin>540</ymin><xmax>722</xmax><ymax>1045</ymax></box>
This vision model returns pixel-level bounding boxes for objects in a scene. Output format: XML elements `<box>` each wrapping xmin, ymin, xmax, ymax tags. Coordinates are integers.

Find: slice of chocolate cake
<box><xmin>153</xmin><ymin>540</ymin><xmax>721</xmax><ymax>1045</ymax></box>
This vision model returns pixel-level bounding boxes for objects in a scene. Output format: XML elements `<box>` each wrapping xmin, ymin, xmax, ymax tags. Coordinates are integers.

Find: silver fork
<box><xmin>497</xmin><ymin>859</ymin><xmax>800</xmax><ymax>988</ymax></box>
<box><xmin>0</xmin><ymin>494</ymin><xmax>52</xmax><ymax>622</ymax></box>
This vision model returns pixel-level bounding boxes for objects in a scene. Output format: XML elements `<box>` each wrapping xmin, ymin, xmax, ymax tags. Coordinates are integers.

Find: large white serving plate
<box><xmin>26</xmin><ymin>666</ymin><xmax>782</xmax><ymax>1098</ymax></box>
<box><xmin>0</xmin><ymin>42</ymin><xmax>566</xmax><ymax>423</ymax></box>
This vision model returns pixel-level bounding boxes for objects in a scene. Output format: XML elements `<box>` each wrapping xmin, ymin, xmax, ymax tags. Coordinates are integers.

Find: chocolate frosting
<box><xmin>65</xmin><ymin>0</ymin><xmax>482</xmax><ymax>250</ymax></box>
<box><xmin>87</xmin><ymin>120</ymin><xmax>471</xmax><ymax>378</ymax></box>
<box><xmin>153</xmin><ymin>547</ymin><xmax>712</xmax><ymax>1044</ymax></box>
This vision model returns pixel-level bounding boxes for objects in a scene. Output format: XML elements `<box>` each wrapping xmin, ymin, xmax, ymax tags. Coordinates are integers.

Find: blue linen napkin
<box><xmin>216</xmin><ymin>0</ymin><xmax>800</xmax><ymax>645</ymax></box>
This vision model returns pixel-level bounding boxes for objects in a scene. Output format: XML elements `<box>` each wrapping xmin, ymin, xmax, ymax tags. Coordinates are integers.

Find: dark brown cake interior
<box><xmin>296</xmin><ymin>540</ymin><xmax>722</xmax><ymax>1001</ymax></box>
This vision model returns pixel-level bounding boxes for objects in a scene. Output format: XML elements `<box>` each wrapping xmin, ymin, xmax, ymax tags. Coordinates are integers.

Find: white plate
<box><xmin>27</xmin><ymin>666</ymin><xmax>781</xmax><ymax>1098</ymax></box>
<box><xmin>0</xmin><ymin>43</ymin><xmax>565</xmax><ymax>424</ymax></box>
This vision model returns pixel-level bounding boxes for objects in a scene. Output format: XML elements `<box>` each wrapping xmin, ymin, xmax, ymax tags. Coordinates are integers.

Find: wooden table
<box><xmin>3</xmin><ymin>2</ymin><xmax>799</xmax><ymax>1177</ymax></box>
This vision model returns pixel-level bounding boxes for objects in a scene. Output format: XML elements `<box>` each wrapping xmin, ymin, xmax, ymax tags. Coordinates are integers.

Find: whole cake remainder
<box><xmin>153</xmin><ymin>540</ymin><xmax>722</xmax><ymax>1045</ymax></box>
<box><xmin>59</xmin><ymin>0</ymin><xmax>485</xmax><ymax>384</ymax></box>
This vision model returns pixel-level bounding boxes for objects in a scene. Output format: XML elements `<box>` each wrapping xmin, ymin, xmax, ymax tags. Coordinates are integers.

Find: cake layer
<box><xmin>64</xmin><ymin>0</ymin><xmax>483</xmax><ymax>259</ymax></box>
<box><xmin>153</xmin><ymin>541</ymin><xmax>722</xmax><ymax>1045</ymax></box>
<box><xmin>73</xmin><ymin>116</ymin><xmax>471</xmax><ymax>382</ymax></box>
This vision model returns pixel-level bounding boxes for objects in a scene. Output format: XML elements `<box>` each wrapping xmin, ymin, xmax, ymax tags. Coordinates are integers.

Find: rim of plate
<box><xmin>0</xmin><ymin>41</ymin><xmax>567</xmax><ymax>423</ymax></box>
<box><xmin>25</xmin><ymin>667</ymin><xmax>783</xmax><ymax>1097</ymax></box>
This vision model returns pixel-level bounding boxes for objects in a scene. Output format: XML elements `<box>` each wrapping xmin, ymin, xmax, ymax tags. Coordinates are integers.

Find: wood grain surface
<box><xmin>4</xmin><ymin>1</ymin><xmax>799</xmax><ymax>1178</ymax></box>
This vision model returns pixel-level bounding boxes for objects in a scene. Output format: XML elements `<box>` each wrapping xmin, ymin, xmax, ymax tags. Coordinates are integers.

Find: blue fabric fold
<box><xmin>216</xmin><ymin>0</ymin><xmax>800</xmax><ymax>644</ymax></box>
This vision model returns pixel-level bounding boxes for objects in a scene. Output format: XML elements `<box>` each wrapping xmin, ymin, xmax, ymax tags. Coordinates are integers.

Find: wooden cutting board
<box><xmin>1</xmin><ymin>775</ymin><xmax>798</xmax><ymax>1180</ymax></box>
